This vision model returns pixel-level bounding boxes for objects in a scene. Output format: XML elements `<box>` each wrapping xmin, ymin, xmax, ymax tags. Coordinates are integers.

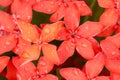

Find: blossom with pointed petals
<box><xmin>60</xmin><ymin>52</ymin><xmax>106</xmax><ymax>80</ymax></box>
<box><xmin>12</xmin><ymin>56</ymin><xmax>58</xmax><ymax>80</ymax></box>
<box><xmin>33</xmin><ymin>0</ymin><xmax>92</xmax><ymax>22</ymax></box>
<box><xmin>56</xmin><ymin>20</ymin><xmax>103</xmax><ymax>64</ymax></box>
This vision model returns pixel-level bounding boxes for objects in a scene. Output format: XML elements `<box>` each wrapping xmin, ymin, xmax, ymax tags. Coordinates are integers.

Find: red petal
<box><xmin>85</xmin><ymin>52</ymin><xmax>105</xmax><ymax>78</ymax></box>
<box><xmin>41</xmin><ymin>21</ymin><xmax>63</xmax><ymax>42</ymax></box>
<box><xmin>94</xmin><ymin>76</ymin><xmax>110</xmax><ymax>80</ymax></box>
<box><xmin>75</xmin><ymin>1</ymin><xmax>92</xmax><ymax>16</ymax></box>
<box><xmin>55</xmin><ymin>26</ymin><xmax>68</xmax><ymax>40</ymax></box>
<box><xmin>50</xmin><ymin>5</ymin><xmax>65</xmax><ymax>22</ymax></box>
<box><xmin>17</xmin><ymin>20</ymin><xmax>40</xmax><ymax>42</ymax></box>
<box><xmin>76</xmin><ymin>38</ymin><xmax>94</xmax><ymax>59</ymax></box>
<box><xmin>37</xmin><ymin>56</ymin><xmax>54</xmax><ymax>74</ymax></box>
<box><xmin>64</xmin><ymin>4</ymin><xmax>80</xmax><ymax>30</ymax></box>
<box><xmin>6</xmin><ymin>60</ymin><xmax>17</xmax><ymax>80</ymax></box>
<box><xmin>0</xmin><ymin>11</ymin><xmax>16</xmax><ymax>32</ymax></box>
<box><xmin>42</xmin><ymin>43</ymin><xmax>59</xmax><ymax>65</ymax></box>
<box><xmin>13</xmin><ymin>37</ymin><xmax>31</xmax><ymax>55</ymax></box>
<box><xmin>21</xmin><ymin>44</ymin><xmax>41</xmax><ymax>61</ymax></box>
<box><xmin>12</xmin><ymin>57</ymin><xmax>31</xmax><ymax>67</ymax></box>
<box><xmin>116</xmin><ymin>25</ymin><xmax>120</xmax><ymax>33</ymax></box>
<box><xmin>97</xmin><ymin>26</ymin><xmax>115</xmax><ymax>37</ymax></box>
<box><xmin>0</xmin><ymin>34</ymin><xmax>17</xmax><ymax>55</ymax></box>
<box><xmin>100</xmin><ymin>8</ymin><xmax>118</xmax><ymax>27</ymax></box>
<box><xmin>111</xmin><ymin>72</ymin><xmax>120</xmax><ymax>80</ymax></box>
<box><xmin>106</xmin><ymin>33</ymin><xmax>120</xmax><ymax>48</ymax></box>
<box><xmin>87</xmin><ymin>38</ymin><xmax>101</xmax><ymax>54</ymax></box>
<box><xmin>21</xmin><ymin>0</ymin><xmax>36</xmax><ymax>5</ymax></box>
<box><xmin>40</xmin><ymin>74</ymin><xmax>58</xmax><ymax>80</ymax></box>
<box><xmin>78</xmin><ymin>21</ymin><xmax>103</xmax><ymax>38</ymax></box>
<box><xmin>57</xmin><ymin>39</ymin><xmax>75</xmax><ymax>64</ymax></box>
<box><xmin>0</xmin><ymin>56</ymin><xmax>10</xmax><ymax>73</ymax></box>
<box><xmin>97</xmin><ymin>0</ymin><xmax>115</xmax><ymax>8</ymax></box>
<box><xmin>33</xmin><ymin>0</ymin><xmax>59</xmax><ymax>14</ymax></box>
<box><xmin>105</xmin><ymin>59</ymin><xmax>120</xmax><ymax>74</ymax></box>
<box><xmin>11</xmin><ymin>0</ymin><xmax>32</xmax><ymax>22</ymax></box>
<box><xmin>60</xmin><ymin>68</ymin><xmax>87</xmax><ymax>80</ymax></box>
<box><xmin>100</xmin><ymin>39</ymin><xmax>120</xmax><ymax>59</ymax></box>
<box><xmin>12</xmin><ymin>57</ymin><xmax>36</xmax><ymax>80</ymax></box>
<box><xmin>0</xmin><ymin>0</ymin><xmax>12</xmax><ymax>7</ymax></box>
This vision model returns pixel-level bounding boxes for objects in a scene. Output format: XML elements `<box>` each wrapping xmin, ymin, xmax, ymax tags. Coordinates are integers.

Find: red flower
<box><xmin>100</xmin><ymin>33</ymin><xmax>120</xmax><ymax>74</ymax></box>
<box><xmin>33</xmin><ymin>0</ymin><xmax>92</xmax><ymax>22</ymax></box>
<box><xmin>97</xmin><ymin>0</ymin><xmax>120</xmax><ymax>37</ymax></box>
<box><xmin>60</xmin><ymin>52</ymin><xmax>106</xmax><ymax>80</ymax></box>
<box><xmin>56</xmin><ymin>21</ymin><xmax>103</xmax><ymax>64</ymax></box>
<box><xmin>0</xmin><ymin>11</ymin><xmax>17</xmax><ymax>54</ymax></box>
<box><xmin>12</xmin><ymin>56</ymin><xmax>58</xmax><ymax>80</ymax></box>
<box><xmin>12</xmin><ymin>20</ymin><xmax>63</xmax><ymax>65</ymax></box>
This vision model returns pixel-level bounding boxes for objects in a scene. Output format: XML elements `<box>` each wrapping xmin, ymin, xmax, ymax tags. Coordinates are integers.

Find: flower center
<box><xmin>32</xmin><ymin>74</ymin><xmax>41</xmax><ymax>80</ymax></box>
<box><xmin>31</xmin><ymin>69</ymin><xmax>41</xmax><ymax>80</ymax></box>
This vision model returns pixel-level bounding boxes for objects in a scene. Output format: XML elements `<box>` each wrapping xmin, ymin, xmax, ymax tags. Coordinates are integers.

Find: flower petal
<box><xmin>33</xmin><ymin>0</ymin><xmax>59</xmax><ymax>14</ymax></box>
<box><xmin>0</xmin><ymin>0</ymin><xmax>12</xmax><ymax>7</ymax></box>
<box><xmin>42</xmin><ymin>43</ymin><xmax>59</xmax><ymax>65</ymax></box>
<box><xmin>75</xmin><ymin>1</ymin><xmax>92</xmax><ymax>16</ymax></box>
<box><xmin>85</xmin><ymin>52</ymin><xmax>105</xmax><ymax>78</ymax></box>
<box><xmin>97</xmin><ymin>26</ymin><xmax>115</xmax><ymax>37</ymax></box>
<box><xmin>110</xmin><ymin>72</ymin><xmax>120</xmax><ymax>80</ymax></box>
<box><xmin>6</xmin><ymin>60</ymin><xmax>17</xmax><ymax>80</ymax></box>
<box><xmin>106</xmin><ymin>33</ymin><xmax>120</xmax><ymax>48</ymax></box>
<box><xmin>55</xmin><ymin>26</ymin><xmax>68</xmax><ymax>40</ymax></box>
<box><xmin>41</xmin><ymin>21</ymin><xmax>63</xmax><ymax>42</ymax></box>
<box><xmin>97</xmin><ymin>0</ymin><xmax>115</xmax><ymax>8</ymax></box>
<box><xmin>11</xmin><ymin>0</ymin><xmax>32</xmax><ymax>22</ymax></box>
<box><xmin>78</xmin><ymin>21</ymin><xmax>103</xmax><ymax>38</ymax></box>
<box><xmin>100</xmin><ymin>39</ymin><xmax>120</xmax><ymax>59</ymax></box>
<box><xmin>57</xmin><ymin>39</ymin><xmax>75</xmax><ymax>64</ymax></box>
<box><xmin>87</xmin><ymin>38</ymin><xmax>101</xmax><ymax>54</ymax></box>
<box><xmin>37</xmin><ymin>56</ymin><xmax>54</xmax><ymax>74</ymax></box>
<box><xmin>0</xmin><ymin>11</ymin><xmax>16</xmax><ymax>32</ymax></box>
<box><xmin>76</xmin><ymin>38</ymin><xmax>94</xmax><ymax>59</ymax></box>
<box><xmin>40</xmin><ymin>74</ymin><xmax>58</xmax><ymax>80</ymax></box>
<box><xmin>94</xmin><ymin>76</ymin><xmax>110</xmax><ymax>80</ymax></box>
<box><xmin>0</xmin><ymin>56</ymin><xmax>10</xmax><ymax>73</ymax></box>
<box><xmin>17</xmin><ymin>20</ymin><xmax>40</xmax><ymax>42</ymax></box>
<box><xmin>64</xmin><ymin>4</ymin><xmax>80</xmax><ymax>30</ymax></box>
<box><xmin>105</xmin><ymin>59</ymin><xmax>120</xmax><ymax>74</ymax></box>
<box><xmin>50</xmin><ymin>5</ymin><xmax>65</xmax><ymax>22</ymax></box>
<box><xmin>99</xmin><ymin>8</ymin><xmax>118</xmax><ymax>27</ymax></box>
<box><xmin>0</xmin><ymin>34</ymin><xmax>17</xmax><ymax>55</ymax></box>
<box><xmin>13</xmin><ymin>37</ymin><xmax>31</xmax><ymax>55</ymax></box>
<box><xmin>21</xmin><ymin>44</ymin><xmax>41</xmax><ymax>61</ymax></box>
<box><xmin>12</xmin><ymin>57</ymin><xmax>36</xmax><ymax>80</ymax></box>
<box><xmin>60</xmin><ymin>68</ymin><xmax>87</xmax><ymax>80</ymax></box>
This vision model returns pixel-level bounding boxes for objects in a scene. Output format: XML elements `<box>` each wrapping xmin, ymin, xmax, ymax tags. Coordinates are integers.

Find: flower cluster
<box><xmin>0</xmin><ymin>0</ymin><xmax>120</xmax><ymax>80</ymax></box>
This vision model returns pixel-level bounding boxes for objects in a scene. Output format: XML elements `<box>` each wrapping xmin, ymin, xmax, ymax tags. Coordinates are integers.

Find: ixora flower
<box><xmin>59</xmin><ymin>52</ymin><xmax>107</xmax><ymax>80</ymax></box>
<box><xmin>33</xmin><ymin>0</ymin><xmax>92</xmax><ymax>22</ymax></box>
<box><xmin>12</xmin><ymin>56</ymin><xmax>58</xmax><ymax>80</ymax></box>
<box><xmin>12</xmin><ymin>20</ymin><xmax>63</xmax><ymax>66</ymax></box>
<box><xmin>100</xmin><ymin>33</ymin><xmax>120</xmax><ymax>74</ymax></box>
<box><xmin>56</xmin><ymin>20</ymin><xmax>103</xmax><ymax>64</ymax></box>
<box><xmin>97</xmin><ymin>0</ymin><xmax>120</xmax><ymax>37</ymax></box>
<box><xmin>0</xmin><ymin>11</ymin><xmax>17</xmax><ymax>55</ymax></box>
